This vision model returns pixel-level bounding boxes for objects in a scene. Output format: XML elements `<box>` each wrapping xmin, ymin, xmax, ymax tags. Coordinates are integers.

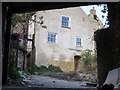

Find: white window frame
<box><xmin>75</xmin><ymin>36</ymin><xmax>83</xmax><ymax>47</ymax></box>
<box><xmin>47</xmin><ymin>32</ymin><xmax>57</xmax><ymax>43</ymax></box>
<box><xmin>61</xmin><ymin>15</ymin><xmax>71</xmax><ymax>28</ymax></box>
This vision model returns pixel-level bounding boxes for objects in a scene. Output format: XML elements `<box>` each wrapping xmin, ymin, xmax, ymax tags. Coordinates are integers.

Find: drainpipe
<box><xmin>31</xmin><ymin>15</ymin><xmax>36</xmax><ymax>74</ymax></box>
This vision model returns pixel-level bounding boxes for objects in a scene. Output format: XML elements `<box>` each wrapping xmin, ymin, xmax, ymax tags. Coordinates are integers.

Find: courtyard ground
<box><xmin>22</xmin><ymin>75</ymin><xmax>96</xmax><ymax>89</ymax></box>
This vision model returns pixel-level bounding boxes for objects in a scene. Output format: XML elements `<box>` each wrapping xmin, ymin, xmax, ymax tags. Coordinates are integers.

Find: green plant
<box><xmin>8</xmin><ymin>53</ymin><xmax>22</xmax><ymax>81</ymax></box>
<box><xmin>38</xmin><ymin>16</ymin><xmax>47</xmax><ymax>28</ymax></box>
<box><xmin>94</xmin><ymin>15</ymin><xmax>98</xmax><ymax>21</ymax></box>
<box><xmin>34</xmin><ymin>65</ymin><xmax>63</xmax><ymax>75</ymax></box>
<box><xmin>24</xmin><ymin>69</ymin><xmax>30</xmax><ymax>75</ymax></box>
<box><xmin>12</xmin><ymin>12</ymin><xmax>35</xmax><ymax>26</ymax></box>
<box><xmin>101</xmin><ymin>4</ymin><xmax>109</xmax><ymax>28</ymax></box>
<box><xmin>81</xmin><ymin>49</ymin><xmax>96</xmax><ymax>69</ymax></box>
<box><xmin>34</xmin><ymin>65</ymin><xmax>48</xmax><ymax>74</ymax></box>
<box><xmin>8</xmin><ymin>67</ymin><xmax>22</xmax><ymax>81</ymax></box>
<box><xmin>48</xmin><ymin>65</ymin><xmax>63</xmax><ymax>72</ymax></box>
<box><xmin>12</xmin><ymin>13</ymin><xmax>47</xmax><ymax>28</ymax></box>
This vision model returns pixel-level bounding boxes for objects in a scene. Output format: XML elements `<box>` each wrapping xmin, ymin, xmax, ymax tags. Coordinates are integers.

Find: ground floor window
<box><xmin>76</xmin><ymin>37</ymin><xmax>82</xmax><ymax>47</ymax></box>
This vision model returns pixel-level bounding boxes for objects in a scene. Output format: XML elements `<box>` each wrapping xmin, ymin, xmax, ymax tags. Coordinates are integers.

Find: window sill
<box><xmin>47</xmin><ymin>42</ymin><xmax>56</xmax><ymax>44</ymax></box>
<box><xmin>61</xmin><ymin>26</ymin><xmax>71</xmax><ymax>29</ymax></box>
<box><xmin>76</xmin><ymin>46</ymin><xmax>83</xmax><ymax>48</ymax></box>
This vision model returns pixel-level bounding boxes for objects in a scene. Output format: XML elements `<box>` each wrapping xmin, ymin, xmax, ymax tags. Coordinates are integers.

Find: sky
<box><xmin>80</xmin><ymin>4</ymin><xmax>108</xmax><ymax>26</ymax></box>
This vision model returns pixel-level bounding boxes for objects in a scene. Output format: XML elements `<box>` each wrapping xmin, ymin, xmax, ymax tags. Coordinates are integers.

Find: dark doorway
<box><xmin>74</xmin><ymin>55</ymin><xmax>81</xmax><ymax>72</ymax></box>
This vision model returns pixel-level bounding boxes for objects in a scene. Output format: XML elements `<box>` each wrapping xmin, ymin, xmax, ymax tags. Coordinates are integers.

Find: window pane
<box><xmin>76</xmin><ymin>37</ymin><xmax>81</xmax><ymax>47</ymax></box>
<box><xmin>48</xmin><ymin>33</ymin><xmax>56</xmax><ymax>43</ymax></box>
<box><xmin>65</xmin><ymin>22</ymin><xmax>68</xmax><ymax>27</ymax></box>
<box><xmin>54</xmin><ymin>34</ymin><xmax>56</xmax><ymax>38</ymax></box>
<box><xmin>62</xmin><ymin>16</ymin><xmax>69</xmax><ymax>28</ymax></box>
<box><xmin>66</xmin><ymin>17</ymin><xmax>69</xmax><ymax>21</ymax></box>
<box><xmin>62</xmin><ymin>16</ymin><xmax>65</xmax><ymax>21</ymax></box>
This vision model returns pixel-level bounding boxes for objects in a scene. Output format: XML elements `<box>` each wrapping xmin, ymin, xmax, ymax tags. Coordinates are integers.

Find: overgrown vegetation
<box><xmin>7</xmin><ymin>12</ymin><xmax>47</xmax><ymax>81</ymax></box>
<box><xmin>24</xmin><ymin>68</ymin><xmax>30</xmax><ymax>75</ymax></box>
<box><xmin>80</xmin><ymin>49</ymin><xmax>97</xmax><ymax>70</ymax></box>
<box><xmin>34</xmin><ymin>64</ymin><xmax>63</xmax><ymax>75</ymax></box>
<box><xmin>101</xmin><ymin>4</ymin><xmax>109</xmax><ymax>28</ymax></box>
<box><xmin>12</xmin><ymin>13</ymin><xmax>47</xmax><ymax>28</ymax></box>
<box><xmin>8</xmin><ymin>53</ymin><xmax>22</xmax><ymax>81</ymax></box>
<box><xmin>8</xmin><ymin>67</ymin><xmax>22</xmax><ymax>81</ymax></box>
<box><xmin>12</xmin><ymin>13</ymin><xmax>35</xmax><ymax>26</ymax></box>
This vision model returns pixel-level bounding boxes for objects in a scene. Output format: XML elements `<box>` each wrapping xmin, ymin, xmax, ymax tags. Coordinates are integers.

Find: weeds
<box><xmin>34</xmin><ymin>64</ymin><xmax>63</xmax><ymax>75</ymax></box>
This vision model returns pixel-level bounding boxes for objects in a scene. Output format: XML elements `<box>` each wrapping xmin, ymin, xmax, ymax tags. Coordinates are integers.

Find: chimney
<box><xmin>90</xmin><ymin>7</ymin><xmax>96</xmax><ymax>15</ymax></box>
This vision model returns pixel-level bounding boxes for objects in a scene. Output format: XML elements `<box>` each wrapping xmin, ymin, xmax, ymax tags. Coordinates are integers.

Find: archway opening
<box><xmin>2</xmin><ymin>3</ymin><xmax>113</xmax><ymax>89</ymax></box>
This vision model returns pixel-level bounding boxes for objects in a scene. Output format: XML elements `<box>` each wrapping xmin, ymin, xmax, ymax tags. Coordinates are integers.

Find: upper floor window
<box><xmin>48</xmin><ymin>33</ymin><xmax>57</xmax><ymax>43</ymax></box>
<box><xmin>76</xmin><ymin>37</ymin><xmax>82</xmax><ymax>47</ymax></box>
<box><xmin>61</xmin><ymin>16</ymin><xmax>70</xmax><ymax>28</ymax></box>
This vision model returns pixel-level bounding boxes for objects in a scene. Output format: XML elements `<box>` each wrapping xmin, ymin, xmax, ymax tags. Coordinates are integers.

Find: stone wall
<box><xmin>94</xmin><ymin>28</ymin><xmax>113</xmax><ymax>85</ymax></box>
<box><xmin>34</xmin><ymin>7</ymin><xmax>97</xmax><ymax>72</ymax></box>
<box><xmin>95</xmin><ymin>3</ymin><xmax>120</xmax><ymax>85</ymax></box>
<box><xmin>108</xmin><ymin>3</ymin><xmax>120</xmax><ymax>69</ymax></box>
